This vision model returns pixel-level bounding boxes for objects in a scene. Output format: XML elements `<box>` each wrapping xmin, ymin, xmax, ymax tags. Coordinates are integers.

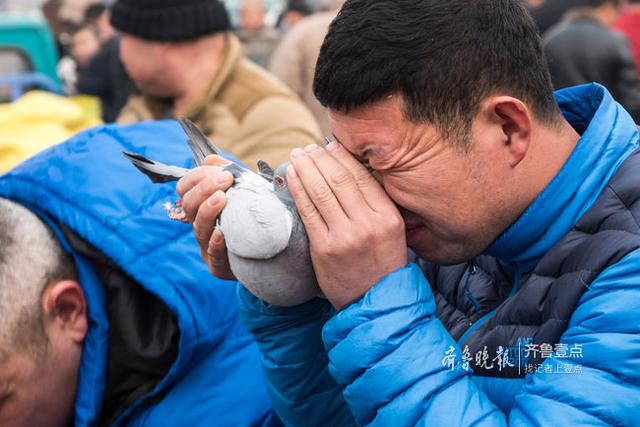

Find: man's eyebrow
<box><xmin>329</xmin><ymin>133</ymin><xmax>368</xmax><ymax>158</ymax></box>
<box><xmin>326</xmin><ymin>134</ymin><xmax>374</xmax><ymax>171</ymax></box>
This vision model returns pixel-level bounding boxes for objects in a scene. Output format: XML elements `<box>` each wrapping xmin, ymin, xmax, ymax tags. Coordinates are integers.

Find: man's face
<box><xmin>70</xmin><ymin>27</ymin><xmax>100</xmax><ymax>67</ymax></box>
<box><xmin>0</xmin><ymin>349</ymin><xmax>77</xmax><ymax>427</ymax></box>
<box><xmin>240</xmin><ymin>0</ymin><xmax>266</xmax><ymax>30</ymax></box>
<box><xmin>329</xmin><ymin>96</ymin><xmax>519</xmax><ymax>265</ymax></box>
<box><xmin>95</xmin><ymin>11</ymin><xmax>115</xmax><ymax>44</ymax></box>
<box><xmin>120</xmin><ymin>34</ymin><xmax>176</xmax><ymax>98</ymax></box>
<box><xmin>0</xmin><ymin>283</ymin><xmax>85</xmax><ymax>427</ymax></box>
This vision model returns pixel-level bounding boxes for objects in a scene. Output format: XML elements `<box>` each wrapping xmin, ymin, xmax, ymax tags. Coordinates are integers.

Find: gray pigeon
<box><xmin>122</xmin><ymin>118</ymin><xmax>320</xmax><ymax>306</ymax></box>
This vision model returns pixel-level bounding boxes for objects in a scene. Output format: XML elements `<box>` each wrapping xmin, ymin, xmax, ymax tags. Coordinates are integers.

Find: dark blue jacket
<box><xmin>238</xmin><ymin>84</ymin><xmax>640</xmax><ymax>426</ymax></box>
<box><xmin>0</xmin><ymin>121</ymin><xmax>280</xmax><ymax>426</ymax></box>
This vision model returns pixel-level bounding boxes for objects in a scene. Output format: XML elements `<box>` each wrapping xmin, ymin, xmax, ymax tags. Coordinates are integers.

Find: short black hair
<box><xmin>314</xmin><ymin>0</ymin><xmax>561</xmax><ymax>141</ymax></box>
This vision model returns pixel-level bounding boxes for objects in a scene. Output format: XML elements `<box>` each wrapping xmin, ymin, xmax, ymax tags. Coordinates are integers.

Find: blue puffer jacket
<box><xmin>0</xmin><ymin>121</ymin><xmax>280</xmax><ymax>426</ymax></box>
<box><xmin>238</xmin><ymin>84</ymin><xmax>640</xmax><ymax>426</ymax></box>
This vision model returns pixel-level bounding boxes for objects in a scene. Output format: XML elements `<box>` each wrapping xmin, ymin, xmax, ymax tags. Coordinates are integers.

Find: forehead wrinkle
<box><xmin>329</xmin><ymin>100</ymin><xmax>410</xmax><ymax>169</ymax></box>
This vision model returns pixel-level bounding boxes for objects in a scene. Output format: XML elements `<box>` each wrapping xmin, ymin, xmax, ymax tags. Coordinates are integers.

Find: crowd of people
<box><xmin>1</xmin><ymin>0</ymin><xmax>640</xmax><ymax>426</ymax></box>
<box><xmin>531</xmin><ymin>0</ymin><xmax>640</xmax><ymax>120</ymax></box>
<box><xmin>22</xmin><ymin>0</ymin><xmax>640</xmax><ymax>134</ymax></box>
<box><xmin>37</xmin><ymin>0</ymin><xmax>338</xmax><ymax>133</ymax></box>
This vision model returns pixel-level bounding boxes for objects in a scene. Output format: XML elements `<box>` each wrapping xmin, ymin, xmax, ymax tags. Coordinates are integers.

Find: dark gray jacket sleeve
<box><xmin>612</xmin><ymin>35</ymin><xmax>640</xmax><ymax>122</ymax></box>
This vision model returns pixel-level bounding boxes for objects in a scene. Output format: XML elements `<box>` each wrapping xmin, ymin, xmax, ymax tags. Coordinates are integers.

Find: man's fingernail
<box><xmin>216</xmin><ymin>171</ymin><xmax>230</xmax><ymax>185</ymax></box>
<box><xmin>304</xmin><ymin>144</ymin><xmax>320</xmax><ymax>153</ymax></box>
<box><xmin>207</xmin><ymin>193</ymin><xmax>220</xmax><ymax>206</ymax></box>
<box><xmin>287</xmin><ymin>165</ymin><xmax>298</xmax><ymax>179</ymax></box>
<box><xmin>326</xmin><ymin>141</ymin><xmax>341</xmax><ymax>152</ymax></box>
<box><xmin>212</xmin><ymin>228</ymin><xmax>223</xmax><ymax>243</ymax></box>
<box><xmin>291</xmin><ymin>148</ymin><xmax>306</xmax><ymax>158</ymax></box>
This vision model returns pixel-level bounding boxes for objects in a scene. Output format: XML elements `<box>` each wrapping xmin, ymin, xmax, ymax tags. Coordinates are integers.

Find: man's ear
<box><xmin>480</xmin><ymin>96</ymin><xmax>533</xmax><ymax>168</ymax></box>
<box><xmin>42</xmin><ymin>281</ymin><xmax>88</xmax><ymax>344</ymax></box>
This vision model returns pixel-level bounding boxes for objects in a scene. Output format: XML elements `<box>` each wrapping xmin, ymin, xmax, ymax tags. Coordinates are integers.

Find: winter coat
<box><xmin>269</xmin><ymin>10</ymin><xmax>339</xmax><ymax>136</ymax></box>
<box><xmin>544</xmin><ymin>15</ymin><xmax>640</xmax><ymax>122</ymax></box>
<box><xmin>237</xmin><ymin>84</ymin><xmax>640</xmax><ymax>426</ymax></box>
<box><xmin>0</xmin><ymin>121</ymin><xmax>282</xmax><ymax>427</ymax></box>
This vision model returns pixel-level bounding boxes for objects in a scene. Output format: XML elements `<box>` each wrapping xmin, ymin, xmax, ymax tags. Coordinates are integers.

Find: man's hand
<box><xmin>287</xmin><ymin>142</ymin><xmax>407</xmax><ymax>309</ymax></box>
<box><xmin>177</xmin><ymin>155</ymin><xmax>236</xmax><ymax>280</ymax></box>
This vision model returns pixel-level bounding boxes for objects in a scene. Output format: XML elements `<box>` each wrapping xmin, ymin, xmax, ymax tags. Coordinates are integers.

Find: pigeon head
<box><xmin>256</xmin><ymin>160</ymin><xmax>295</xmax><ymax>204</ymax></box>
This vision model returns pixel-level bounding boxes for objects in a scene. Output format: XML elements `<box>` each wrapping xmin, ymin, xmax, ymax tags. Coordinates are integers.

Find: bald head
<box><xmin>0</xmin><ymin>198</ymin><xmax>76</xmax><ymax>359</ymax></box>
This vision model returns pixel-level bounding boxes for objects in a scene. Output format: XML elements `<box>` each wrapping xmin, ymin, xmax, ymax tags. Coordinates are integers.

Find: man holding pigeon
<box><xmin>179</xmin><ymin>0</ymin><xmax>640</xmax><ymax>425</ymax></box>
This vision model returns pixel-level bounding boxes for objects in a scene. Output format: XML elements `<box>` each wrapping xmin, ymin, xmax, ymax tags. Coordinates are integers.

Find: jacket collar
<box><xmin>183</xmin><ymin>33</ymin><xmax>243</xmax><ymax>119</ymax></box>
<box><xmin>486</xmin><ymin>83</ymin><xmax>639</xmax><ymax>273</ymax></box>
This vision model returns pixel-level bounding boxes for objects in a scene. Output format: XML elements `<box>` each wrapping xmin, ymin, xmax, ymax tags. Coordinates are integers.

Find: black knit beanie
<box><xmin>110</xmin><ymin>0</ymin><xmax>230</xmax><ymax>42</ymax></box>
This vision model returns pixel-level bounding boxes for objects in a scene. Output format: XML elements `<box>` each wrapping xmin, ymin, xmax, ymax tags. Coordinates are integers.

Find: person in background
<box><xmin>76</xmin><ymin>4</ymin><xmax>136</xmax><ymax>122</ymax></box>
<box><xmin>615</xmin><ymin>0</ymin><xmax>640</xmax><ymax>75</ymax></box>
<box><xmin>275</xmin><ymin>0</ymin><xmax>312</xmax><ymax>32</ymax></box>
<box><xmin>528</xmin><ymin>0</ymin><xmax>593</xmax><ymax>34</ymax></box>
<box><xmin>69</xmin><ymin>23</ymin><xmax>100</xmax><ymax>71</ymax></box>
<box><xmin>46</xmin><ymin>0</ymin><xmax>102</xmax><ymax>93</ymax></box>
<box><xmin>269</xmin><ymin>0</ymin><xmax>344</xmax><ymax>135</ymax></box>
<box><xmin>0</xmin><ymin>121</ymin><xmax>281</xmax><ymax>427</ymax></box>
<box><xmin>236</xmin><ymin>0</ymin><xmax>283</xmax><ymax>67</ymax></box>
<box><xmin>526</xmin><ymin>0</ymin><xmax>544</xmax><ymax>7</ymax></box>
<box><xmin>112</xmin><ymin>0</ymin><xmax>319</xmax><ymax>168</ymax></box>
<box><xmin>543</xmin><ymin>0</ymin><xmax>640</xmax><ymax>121</ymax></box>
<box><xmin>42</xmin><ymin>0</ymin><xmax>68</xmax><ymax>54</ymax></box>
<box><xmin>83</xmin><ymin>3</ymin><xmax>115</xmax><ymax>43</ymax></box>
<box><xmin>57</xmin><ymin>0</ymin><xmax>101</xmax><ymax>26</ymax></box>
<box><xmin>58</xmin><ymin>21</ymin><xmax>100</xmax><ymax>93</ymax></box>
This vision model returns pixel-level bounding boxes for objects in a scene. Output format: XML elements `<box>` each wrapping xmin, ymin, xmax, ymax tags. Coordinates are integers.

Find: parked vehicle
<box><xmin>0</xmin><ymin>11</ymin><xmax>61</xmax><ymax>102</ymax></box>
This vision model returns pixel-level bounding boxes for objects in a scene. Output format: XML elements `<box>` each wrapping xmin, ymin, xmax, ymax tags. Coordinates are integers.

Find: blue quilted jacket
<box><xmin>0</xmin><ymin>121</ymin><xmax>281</xmax><ymax>426</ymax></box>
<box><xmin>238</xmin><ymin>84</ymin><xmax>640</xmax><ymax>426</ymax></box>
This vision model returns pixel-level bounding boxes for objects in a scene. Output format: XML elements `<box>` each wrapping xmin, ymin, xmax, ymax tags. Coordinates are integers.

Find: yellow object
<box><xmin>0</xmin><ymin>91</ymin><xmax>102</xmax><ymax>173</ymax></box>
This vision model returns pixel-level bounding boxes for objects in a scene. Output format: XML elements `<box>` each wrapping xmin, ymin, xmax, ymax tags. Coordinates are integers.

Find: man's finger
<box><xmin>290</xmin><ymin>147</ymin><xmax>347</xmax><ymax>228</ymax></box>
<box><xmin>177</xmin><ymin>165</ymin><xmax>224</xmax><ymax>197</ymax></box>
<box><xmin>177</xmin><ymin>166</ymin><xmax>206</xmax><ymax>197</ymax></box>
<box><xmin>204</xmin><ymin>228</ymin><xmax>236</xmax><ymax>281</ymax></box>
<box><xmin>326</xmin><ymin>141</ymin><xmax>392</xmax><ymax>213</ymax></box>
<box><xmin>304</xmin><ymin>144</ymin><xmax>369</xmax><ymax>220</ymax></box>
<box><xmin>286</xmin><ymin>164</ymin><xmax>329</xmax><ymax>237</ymax></box>
<box><xmin>204</xmin><ymin>155</ymin><xmax>230</xmax><ymax>166</ymax></box>
<box><xmin>192</xmin><ymin>190</ymin><xmax>227</xmax><ymax>250</ymax></box>
<box><xmin>180</xmin><ymin>169</ymin><xmax>233</xmax><ymax>223</ymax></box>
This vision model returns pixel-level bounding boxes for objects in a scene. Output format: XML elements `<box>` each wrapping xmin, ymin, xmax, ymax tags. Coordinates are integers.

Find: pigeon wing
<box><xmin>179</xmin><ymin>118</ymin><xmax>223</xmax><ymax>166</ymax></box>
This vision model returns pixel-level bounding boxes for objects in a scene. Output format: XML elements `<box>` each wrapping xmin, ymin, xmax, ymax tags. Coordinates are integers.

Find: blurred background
<box><xmin>0</xmin><ymin>0</ymin><xmax>638</xmax><ymax>172</ymax></box>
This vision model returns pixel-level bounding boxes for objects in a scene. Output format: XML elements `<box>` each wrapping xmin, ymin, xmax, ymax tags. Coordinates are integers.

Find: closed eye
<box><xmin>356</xmin><ymin>149</ymin><xmax>375</xmax><ymax>173</ymax></box>
<box><xmin>0</xmin><ymin>390</ymin><xmax>10</xmax><ymax>409</ymax></box>
<box><xmin>325</xmin><ymin>135</ymin><xmax>375</xmax><ymax>173</ymax></box>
